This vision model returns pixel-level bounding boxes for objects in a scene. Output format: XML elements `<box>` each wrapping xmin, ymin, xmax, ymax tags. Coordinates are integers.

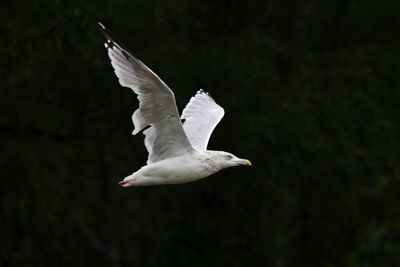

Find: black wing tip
<box><xmin>197</xmin><ymin>88</ymin><xmax>208</xmax><ymax>94</ymax></box>
<box><xmin>197</xmin><ymin>89</ymin><xmax>215</xmax><ymax>101</ymax></box>
<box><xmin>97</xmin><ymin>22</ymin><xmax>136</xmax><ymax>59</ymax></box>
<box><xmin>97</xmin><ymin>21</ymin><xmax>108</xmax><ymax>37</ymax></box>
<box><xmin>98</xmin><ymin>21</ymin><xmax>106</xmax><ymax>30</ymax></box>
<box><xmin>97</xmin><ymin>21</ymin><xmax>115</xmax><ymax>48</ymax></box>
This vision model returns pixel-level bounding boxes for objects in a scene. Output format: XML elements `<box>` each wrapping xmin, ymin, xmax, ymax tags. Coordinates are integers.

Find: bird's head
<box><xmin>210</xmin><ymin>151</ymin><xmax>252</xmax><ymax>170</ymax></box>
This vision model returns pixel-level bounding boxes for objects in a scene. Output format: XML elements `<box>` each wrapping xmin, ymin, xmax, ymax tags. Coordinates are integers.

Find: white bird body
<box><xmin>99</xmin><ymin>22</ymin><xmax>251</xmax><ymax>187</ymax></box>
<box><xmin>121</xmin><ymin>150</ymin><xmax>223</xmax><ymax>186</ymax></box>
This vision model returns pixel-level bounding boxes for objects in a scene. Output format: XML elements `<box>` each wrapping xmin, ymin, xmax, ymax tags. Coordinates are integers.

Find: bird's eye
<box><xmin>225</xmin><ymin>155</ymin><xmax>233</xmax><ymax>160</ymax></box>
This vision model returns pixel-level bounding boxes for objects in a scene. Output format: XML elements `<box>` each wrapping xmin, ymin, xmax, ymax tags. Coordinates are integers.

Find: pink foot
<box><xmin>118</xmin><ymin>177</ymin><xmax>137</xmax><ymax>187</ymax></box>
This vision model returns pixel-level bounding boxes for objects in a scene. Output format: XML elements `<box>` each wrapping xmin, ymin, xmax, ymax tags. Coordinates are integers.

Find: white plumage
<box><xmin>181</xmin><ymin>89</ymin><xmax>225</xmax><ymax>151</ymax></box>
<box><xmin>99</xmin><ymin>22</ymin><xmax>251</xmax><ymax>186</ymax></box>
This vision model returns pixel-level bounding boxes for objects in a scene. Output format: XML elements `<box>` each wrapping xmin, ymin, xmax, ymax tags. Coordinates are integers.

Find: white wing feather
<box><xmin>99</xmin><ymin>23</ymin><xmax>193</xmax><ymax>164</ymax></box>
<box><xmin>181</xmin><ymin>90</ymin><xmax>225</xmax><ymax>150</ymax></box>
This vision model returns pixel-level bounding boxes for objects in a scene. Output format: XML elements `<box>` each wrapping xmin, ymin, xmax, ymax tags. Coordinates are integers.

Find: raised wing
<box><xmin>181</xmin><ymin>89</ymin><xmax>225</xmax><ymax>150</ymax></box>
<box><xmin>99</xmin><ymin>22</ymin><xmax>193</xmax><ymax>164</ymax></box>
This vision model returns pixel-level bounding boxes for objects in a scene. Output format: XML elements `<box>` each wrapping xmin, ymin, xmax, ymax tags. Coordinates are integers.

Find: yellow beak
<box><xmin>241</xmin><ymin>159</ymin><xmax>252</xmax><ymax>166</ymax></box>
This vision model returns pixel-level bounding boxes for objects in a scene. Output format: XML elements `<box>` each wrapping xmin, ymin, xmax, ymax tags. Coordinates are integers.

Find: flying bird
<box><xmin>98</xmin><ymin>22</ymin><xmax>251</xmax><ymax>186</ymax></box>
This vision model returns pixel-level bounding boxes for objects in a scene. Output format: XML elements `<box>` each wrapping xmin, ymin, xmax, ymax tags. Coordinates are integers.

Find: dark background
<box><xmin>1</xmin><ymin>0</ymin><xmax>400</xmax><ymax>266</ymax></box>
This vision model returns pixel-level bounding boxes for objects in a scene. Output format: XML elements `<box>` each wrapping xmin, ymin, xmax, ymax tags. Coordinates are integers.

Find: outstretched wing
<box><xmin>99</xmin><ymin>22</ymin><xmax>193</xmax><ymax>164</ymax></box>
<box><xmin>181</xmin><ymin>89</ymin><xmax>225</xmax><ymax>150</ymax></box>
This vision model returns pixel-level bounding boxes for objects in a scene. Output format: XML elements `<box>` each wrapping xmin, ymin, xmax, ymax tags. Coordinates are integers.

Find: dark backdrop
<box><xmin>1</xmin><ymin>0</ymin><xmax>400</xmax><ymax>266</ymax></box>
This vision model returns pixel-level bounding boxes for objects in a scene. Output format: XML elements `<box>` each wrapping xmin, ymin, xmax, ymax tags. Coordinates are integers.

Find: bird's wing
<box><xmin>99</xmin><ymin>22</ymin><xmax>193</xmax><ymax>164</ymax></box>
<box><xmin>181</xmin><ymin>89</ymin><xmax>225</xmax><ymax>151</ymax></box>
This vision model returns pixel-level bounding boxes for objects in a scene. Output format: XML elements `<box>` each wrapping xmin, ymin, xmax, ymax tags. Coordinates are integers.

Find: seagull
<box><xmin>98</xmin><ymin>22</ymin><xmax>251</xmax><ymax>186</ymax></box>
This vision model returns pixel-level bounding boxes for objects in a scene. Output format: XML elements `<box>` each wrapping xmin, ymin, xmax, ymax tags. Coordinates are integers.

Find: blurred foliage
<box><xmin>1</xmin><ymin>0</ymin><xmax>400</xmax><ymax>266</ymax></box>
